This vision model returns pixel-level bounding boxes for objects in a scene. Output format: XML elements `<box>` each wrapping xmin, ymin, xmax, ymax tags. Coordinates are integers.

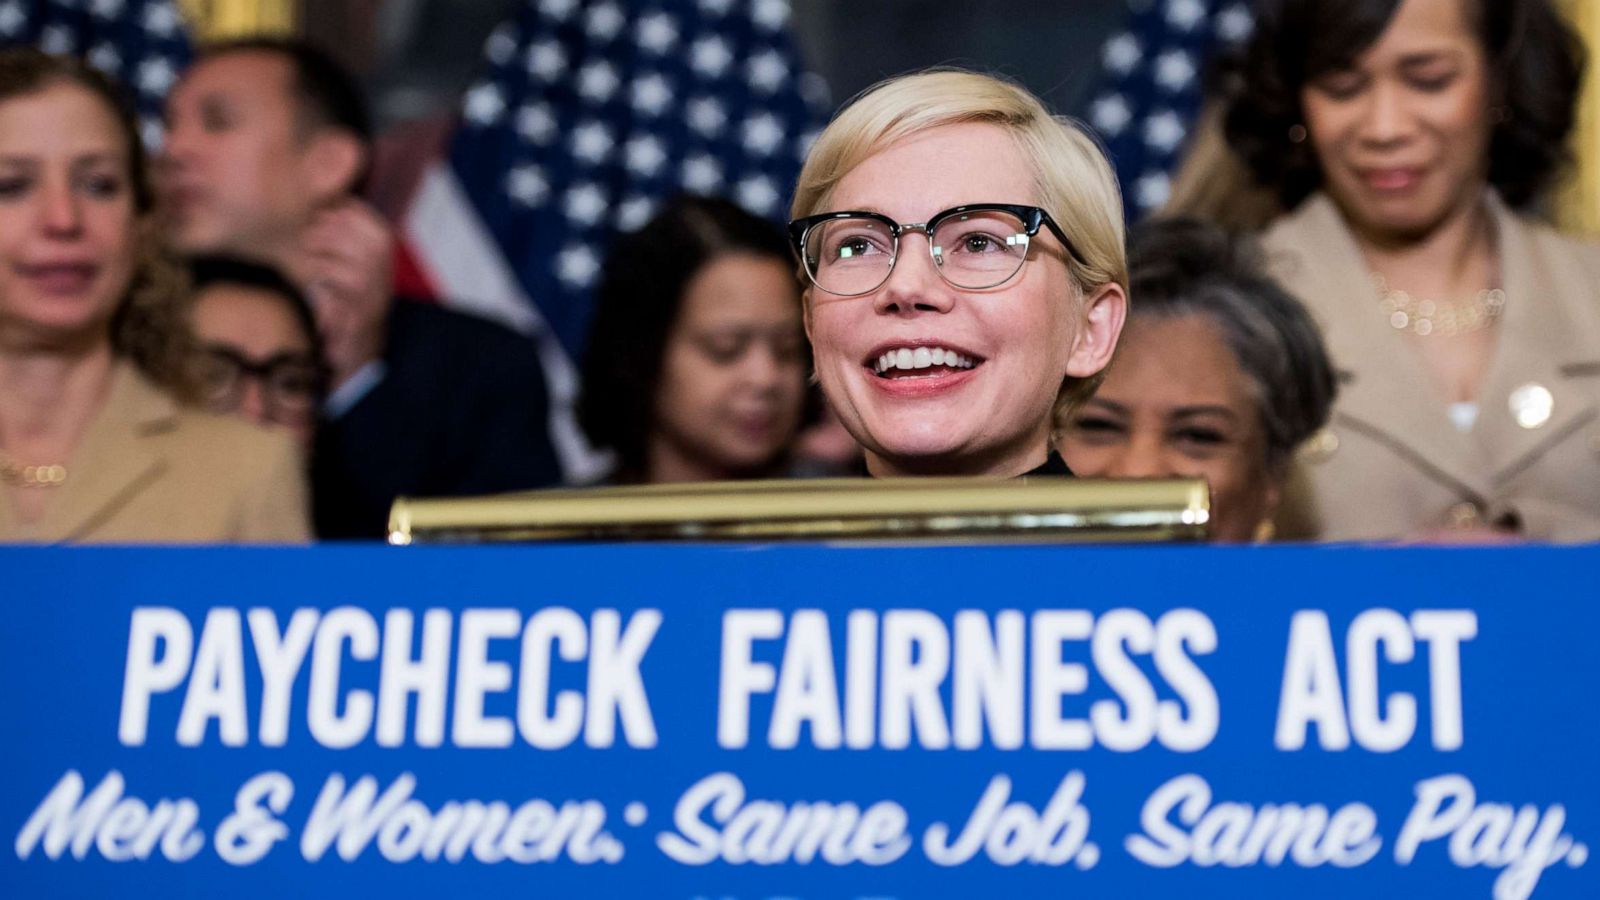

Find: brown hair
<box><xmin>0</xmin><ymin>48</ymin><xmax>199</xmax><ymax>400</ymax></box>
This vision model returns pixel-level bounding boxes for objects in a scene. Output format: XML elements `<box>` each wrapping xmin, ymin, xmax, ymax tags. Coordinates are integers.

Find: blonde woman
<box><xmin>0</xmin><ymin>50</ymin><xmax>307</xmax><ymax>543</ymax></box>
<box><xmin>788</xmin><ymin>69</ymin><xmax>1127</xmax><ymax>478</ymax></box>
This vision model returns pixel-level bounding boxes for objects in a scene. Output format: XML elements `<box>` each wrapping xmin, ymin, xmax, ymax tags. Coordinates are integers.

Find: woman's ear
<box><xmin>1065</xmin><ymin>281</ymin><xmax>1127</xmax><ymax>378</ymax></box>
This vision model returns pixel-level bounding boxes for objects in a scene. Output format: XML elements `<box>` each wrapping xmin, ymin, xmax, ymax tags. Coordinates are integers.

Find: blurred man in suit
<box><xmin>162</xmin><ymin>39</ymin><xmax>562</xmax><ymax>538</ymax></box>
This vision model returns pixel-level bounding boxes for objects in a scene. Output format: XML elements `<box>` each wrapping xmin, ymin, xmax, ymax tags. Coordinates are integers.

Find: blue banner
<box><xmin>2</xmin><ymin>545</ymin><xmax>1597</xmax><ymax>899</ymax></box>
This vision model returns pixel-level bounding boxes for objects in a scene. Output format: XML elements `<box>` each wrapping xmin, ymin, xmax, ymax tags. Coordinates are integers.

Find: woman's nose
<box><xmin>1358</xmin><ymin>82</ymin><xmax>1413</xmax><ymax>145</ymax></box>
<box><xmin>873</xmin><ymin>233</ymin><xmax>955</xmax><ymax>317</ymax></box>
<box><xmin>739</xmin><ymin>343</ymin><xmax>793</xmax><ymax>393</ymax></box>
<box><xmin>1102</xmin><ymin>436</ymin><xmax>1172</xmax><ymax>478</ymax></box>
<box><xmin>237</xmin><ymin>379</ymin><xmax>271</xmax><ymax>427</ymax></box>
<box><xmin>40</xmin><ymin>183</ymin><xmax>83</xmax><ymax>236</ymax></box>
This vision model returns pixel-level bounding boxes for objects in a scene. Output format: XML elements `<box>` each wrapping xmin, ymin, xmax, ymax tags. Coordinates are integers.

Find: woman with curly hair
<box><xmin>0</xmin><ymin>49</ymin><xmax>307</xmax><ymax>542</ymax></box>
<box><xmin>1219</xmin><ymin>0</ymin><xmax>1600</xmax><ymax>541</ymax></box>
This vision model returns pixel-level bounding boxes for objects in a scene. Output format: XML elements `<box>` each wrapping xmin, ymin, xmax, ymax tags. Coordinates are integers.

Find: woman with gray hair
<box><xmin>1057</xmin><ymin>218</ymin><xmax>1337</xmax><ymax>541</ymax></box>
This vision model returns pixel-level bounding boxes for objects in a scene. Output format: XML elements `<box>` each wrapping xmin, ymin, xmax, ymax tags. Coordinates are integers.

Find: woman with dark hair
<box><xmin>189</xmin><ymin>255</ymin><xmax>326</xmax><ymax>451</ymax></box>
<box><xmin>1058</xmin><ymin>218</ymin><xmax>1337</xmax><ymax>542</ymax></box>
<box><xmin>578</xmin><ymin>195</ymin><xmax>807</xmax><ymax>484</ymax></box>
<box><xmin>1219</xmin><ymin>0</ymin><xmax>1600</xmax><ymax>541</ymax></box>
<box><xmin>0</xmin><ymin>49</ymin><xmax>307</xmax><ymax>542</ymax></box>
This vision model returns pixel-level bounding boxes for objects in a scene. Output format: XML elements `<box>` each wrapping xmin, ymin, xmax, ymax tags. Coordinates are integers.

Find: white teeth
<box><xmin>872</xmin><ymin>346</ymin><xmax>979</xmax><ymax>374</ymax></box>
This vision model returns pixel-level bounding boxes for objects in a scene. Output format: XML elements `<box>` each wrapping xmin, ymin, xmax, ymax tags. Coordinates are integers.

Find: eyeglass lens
<box><xmin>803</xmin><ymin>209</ymin><xmax>1033</xmax><ymax>296</ymax></box>
<box><xmin>199</xmin><ymin>348</ymin><xmax>321</xmax><ymax>418</ymax></box>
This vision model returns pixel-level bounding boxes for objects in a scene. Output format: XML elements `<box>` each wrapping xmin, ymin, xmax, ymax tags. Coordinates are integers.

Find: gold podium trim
<box><xmin>387</xmin><ymin>477</ymin><xmax>1210</xmax><ymax>544</ymax></box>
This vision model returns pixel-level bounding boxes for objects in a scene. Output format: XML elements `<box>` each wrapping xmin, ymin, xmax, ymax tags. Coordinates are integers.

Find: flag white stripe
<box><xmin>405</xmin><ymin>164</ymin><xmax>612</xmax><ymax>483</ymax></box>
<box><xmin>405</xmin><ymin>164</ymin><xmax>542</xmax><ymax>335</ymax></box>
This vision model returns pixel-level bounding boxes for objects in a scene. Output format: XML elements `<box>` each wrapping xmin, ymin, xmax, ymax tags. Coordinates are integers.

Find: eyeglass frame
<box><xmin>787</xmin><ymin>203</ymin><xmax>1088</xmax><ymax>297</ymax></box>
<box><xmin>197</xmin><ymin>344</ymin><xmax>328</xmax><ymax>421</ymax></box>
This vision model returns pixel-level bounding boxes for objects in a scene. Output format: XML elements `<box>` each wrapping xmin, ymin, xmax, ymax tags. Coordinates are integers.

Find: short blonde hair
<box><xmin>791</xmin><ymin>68</ymin><xmax>1128</xmax><ymax>414</ymax></box>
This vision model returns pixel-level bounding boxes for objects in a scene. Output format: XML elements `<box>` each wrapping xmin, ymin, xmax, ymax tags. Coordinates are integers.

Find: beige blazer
<box><xmin>0</xmin><ymin>363</ymin><xmax>311</xmax><ymax>544</ymax></box>
<box><xmin>1262</xmin><ymin>193</ymin><xmax>1600</xmax><ymax>542</ymax></box>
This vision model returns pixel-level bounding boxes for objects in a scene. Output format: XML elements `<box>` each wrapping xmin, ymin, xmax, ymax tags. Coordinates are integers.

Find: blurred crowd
<box><xmin>1</xmin><ymin>0</ymin><xmax>1597</xmax><ymax>545</ymax></box>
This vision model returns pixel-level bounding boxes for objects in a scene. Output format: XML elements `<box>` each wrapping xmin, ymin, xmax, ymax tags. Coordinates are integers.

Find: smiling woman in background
<box><xmin>789</xmin><ymin>69</ymin><xmax>1126</xmax><ymax>478</ymax></box>
<box><xmin>1222</xmin><ymin>0</ymin><xmax>1600</xmax><ymax>541</ymax></box>
<box><xmin>1059</xmin><ymin>218</ymin><xmax>1338</xmax><ymax>542</ymax></box>
<box><xmin>0</xmin><ymin>49</ymin><xmax>307</xmax><ymax>543</ymax></box>
<box><xmin>579</xmin><ymin>194</ymin><xmax>809</xmax><ymax>485</ymax></box>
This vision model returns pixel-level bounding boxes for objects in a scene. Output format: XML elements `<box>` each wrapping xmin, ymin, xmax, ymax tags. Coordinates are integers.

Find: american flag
<box><xmin>1081</xmin><ymin>0</ymin><xmax>1253</xmax><ymax>218</ymax></box>
<box><xmin>0</xmin><ymin>0</ymin><xmax>191</xmax><ymax>144</ymax></box>
<box><xmin>401</xmin><ymin>0</ymin><xmax>826</xmax><ymax>479</ymax></box>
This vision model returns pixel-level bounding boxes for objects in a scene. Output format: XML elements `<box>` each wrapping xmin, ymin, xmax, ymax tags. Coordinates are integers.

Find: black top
<box><xmin>1019</xmin><ymin>452</ymin><xmax>1075</xmax><ymax>478</ymax></box>
<box><xmin>861</xmin><ymin>450</ymin><xmax>1075</xmax><ymax>478</ymax></box>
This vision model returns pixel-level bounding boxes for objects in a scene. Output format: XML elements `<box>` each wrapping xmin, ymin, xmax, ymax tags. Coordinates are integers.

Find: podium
<box><xmin>8</xmin><ymin>482</ymin><xmax>1597</xmax><ymax>899</ymax></box>
<box><xmin>388</xmin><ymin>476</ymin><xmax>1212</xmax><ymax>544</ymax></box>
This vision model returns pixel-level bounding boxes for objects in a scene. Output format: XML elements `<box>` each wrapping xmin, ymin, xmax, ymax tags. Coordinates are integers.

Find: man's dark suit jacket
<box><xmin>311</xmin><ymin>299</ymin><xmax>563</xmax><ymax>538</ymax></box>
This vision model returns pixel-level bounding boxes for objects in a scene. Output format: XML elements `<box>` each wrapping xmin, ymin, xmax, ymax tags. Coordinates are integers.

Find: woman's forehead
<box><xmin>0</xmin><ymin>83</ymin><xmax>127</xmax><ymax>160</ymax></box>
<box><xmin>1107</xmin><ymin>316</ymin><xmax>1253</xmax><ymax>399</ymax></box>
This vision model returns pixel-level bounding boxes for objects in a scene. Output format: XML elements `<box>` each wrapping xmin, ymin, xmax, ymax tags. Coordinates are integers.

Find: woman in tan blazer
<box><xmin>1216</xmin><ymin>0</ymin><xmax>1599</xmax><ymax>541</ymax></box>
<box><xmin>0</xmin><ymin>50</ymin><xmax>308</xmax><ymax>544</ymax></box>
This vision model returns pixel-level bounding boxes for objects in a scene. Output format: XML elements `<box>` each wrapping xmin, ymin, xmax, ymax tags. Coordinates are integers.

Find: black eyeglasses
<box><xmin>197</xmin><ymin>345</ymin><xmax>325</xmax><ymax>422</ymax></box>
<box><xmin>787</xmin><ymin>203</ymin><xmax>1085</xmax><ymax>297</ymax></box>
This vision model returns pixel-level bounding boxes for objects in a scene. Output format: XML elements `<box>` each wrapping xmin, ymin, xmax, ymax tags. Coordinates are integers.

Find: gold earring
<box><xmin>1253</xmin><ymin>518</ymin><xmax>1277</xmax><ymax>543</ymax></box>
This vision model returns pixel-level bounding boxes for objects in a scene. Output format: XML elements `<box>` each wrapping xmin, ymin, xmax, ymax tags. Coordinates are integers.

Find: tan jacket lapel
<box><xmin>1474</xmin><ymin>197</ymin><xmax>1599</xmax><ymax>484</ymax></box>
<box><xmin>1269</xmin><ymin>195</ymin><xmax>1492</xmax><ymax>496</ymax></box>
<box><xmin>38</xmin><ymin>363</ymin><xmax>174</xmax><ymax>542</ymax></box>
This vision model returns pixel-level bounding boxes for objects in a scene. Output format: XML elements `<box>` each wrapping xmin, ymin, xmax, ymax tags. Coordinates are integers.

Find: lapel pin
<box><xmin>1508</xmin><ymin>382</ymin><xmax>1554</xmax><ymax>430</ymax></box>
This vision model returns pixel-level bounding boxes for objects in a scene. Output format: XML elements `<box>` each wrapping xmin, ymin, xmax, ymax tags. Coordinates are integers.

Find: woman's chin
<box><xmin>861</xmin><ymin>417</ymin><xmax>969</xmax><ymax>458</ymax></box>
<box><xmin>863</xmin><ymin>428</ymin><xmax>1018</xmax><ymax>476</ymax></box>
